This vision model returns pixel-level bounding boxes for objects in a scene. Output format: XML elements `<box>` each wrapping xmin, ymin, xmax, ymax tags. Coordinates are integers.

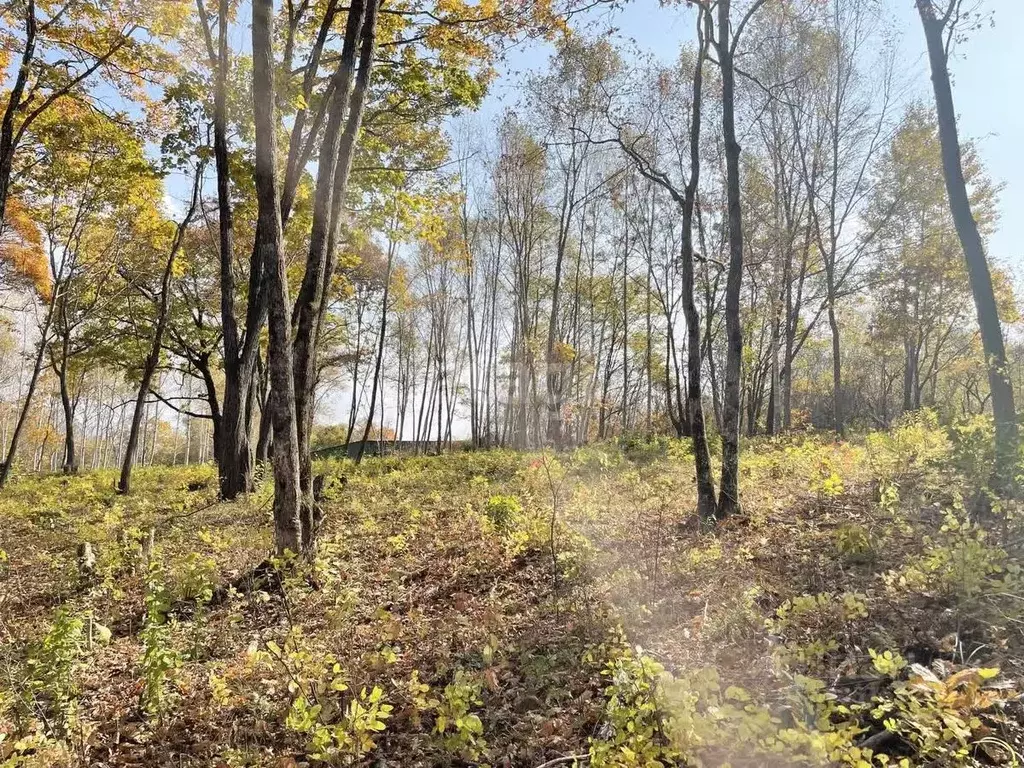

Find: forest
<box><xmin>1</xmin><ymin>0</ymin><xmax>1024</xmax><ymax>765</ymax></box>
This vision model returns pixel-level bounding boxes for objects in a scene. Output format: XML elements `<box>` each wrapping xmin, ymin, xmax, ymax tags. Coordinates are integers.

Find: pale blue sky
<box><xmin>475</xmin><ymin>0</ymin><xmax>1024</xmax><ymax>270</ymax></box>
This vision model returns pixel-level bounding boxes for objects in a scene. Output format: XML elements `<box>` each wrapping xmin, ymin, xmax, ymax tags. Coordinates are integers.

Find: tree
<box><xmin>527</xmin><ymin>38</ymin><xmax>615</xmax><ymax>447</ymax></box>
<box><xmin>916</xmin><ymin>0</ymin><xmax>1018</xmax><ymax>493</ymax></box>
<box><xmin>493</xmin><ymin>114</ymin><xmax>549</xmax><ymax>450</ymax></box>
<box><xmin>355</xmin><ymin>183</ymin><xmax>438</xmax><ymax>464</ymax></box>
<box><xmin>601</xmin><ymin>18</ymin><xmax>719</xmax><ymax>522</ymax></box>
<box><xmin>192</xmin><ymin>0</ymin><xmax>260</xmax><ymax>501</ymax></box>
<box><xmin>868</xmin><ymin>106</ymin><xmax>997</xmax><ymax>420</ymax></box>
<box><xmin>710</xmin><ymin>0</ymin><xmax>766</xmax><ymax>519</ymax></box>
<box><xmin>795</xmin><ymin>0</ymin><xmax>895</xmax><ymax>436</ymax></box>
<box><xmin>246</xmin><ymin>0</ymin><xmax>566</xmax><ymax>553</ymax></box>
<box><xmin>251</xmin><ymin>0</ymin><xmax>303</xmax><ymax>554</ymax></box>
<box><xmin>118</xmin><ymin>166</ymin><xmax>203</xmax><ymax>494</ymax></box>
<box><xmin>290</xmin><ymin>0</ymin><xmax>381</xmax><ymax>548</ymax></box>
<box><xmin>0</xmin><ymin>103</ymin><xmax>161</xmax><ymax>485</ymax></box>
<box><xmin>0</xmin><ymin>0</ymin><xmax>182</xmax><ymax>236</ymax></box>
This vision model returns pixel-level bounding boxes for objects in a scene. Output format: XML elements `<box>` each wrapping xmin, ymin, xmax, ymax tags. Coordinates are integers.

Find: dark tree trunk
<box><xmin>645</xmin><ymin>200</ymin><xmax>653</xmax><ymax>434</ymax></box>
<box><xmin>56</xmin><ymin>343</ymin><xmax>77</xmax><ymax>474</ymax></box>
<box><xmin>781</xmin><ymin>238</ymin><xmax>796</xmax><ymax>430</ymax></box>
<box><xmin>253</xmin><ymin>0</ymin><xmax>302</xmax><ymax>555</ymax></box>
<box><xmin>612</xmin><ymin>7</ymin><xmax>715</xmax><ymax>517</ymax></box>
<box><xmin>197</xmin><ymin>0</ymin><xmax>257</xmax><ymax>500</ymax></box>
<box><xmin>218</xmin><ymin>383</ymin><xmax>253</xmax><ymax>497</ymax></box>
<box><xmin>464</xmin><ymin>233</ymin><xmax>479</xmax><ymax>447</ymax></box>
<box><xmin>682</xmin><ymin>11</ymin><xmax>718</xmax><ymax>524</ymax></box>
<box><xmin>917</xmin><ymin>0</ymin><xmax>1018</xmax><ymax>493</ymax></box>
<box><xmin>344</xmin><ymin>304</ymin><xmax>365</xmax><ymax>446</ymax></box>
<box><xmin>716</xmin><ymin>0</ymin><xmax>748</xmax><ymax>520</ymax></box>
<box><xmin>903</xmin><ymin>334</ymin><xmax>917</xmax><ymax>414</ymax></box>
<box><xmin>294</xmin><ymin>0</ymin><xmax>378</xmax><ymax>549</ymax></box>
<box><xmin>545</xmin><ymin>149</ymin><xmax>576</xmax><ymax>448</ymax></box>
<box><xmin>827</xmin><ymin>290</ymin><xmax>842</xmax><ymax>434</ymax></box>
<box><xmin>766</xmin><ymin>312</ymin><xmax>779</xmax><ymax>436</ymax></box>
<box><xmin>255</xmin><ymin>373</ymin><xmax>272</xmax><ymax>464</ymax></box>
<box><xmin>621</xmin><ymin>212</ymin><xmax>629</xmax><ymax>434</ymax></box>
<box><xmin>293</xmin><ymin>0</ymin><xmax>368</xmax><ymax>498</ymax></box>
<box><xmin>664</xmin><ymin>317</ymin><xmax>686</xmax><ymax>438</ymax></box>
<box><xmin>118</xmin><ymin>170</ymin><xmax>201</xmax><ymax>494</ymax></box>
<box><xmin>260</xmin><ymin>0</ymin><xmax>379</xmax><ymax>552</ymax></box>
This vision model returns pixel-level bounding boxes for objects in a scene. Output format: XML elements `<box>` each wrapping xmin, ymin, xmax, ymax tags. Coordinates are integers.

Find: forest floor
<box><xmin>2</xmin><ymin>413</ymin><xmax>1024</xmax><ymax>767</ymax></box>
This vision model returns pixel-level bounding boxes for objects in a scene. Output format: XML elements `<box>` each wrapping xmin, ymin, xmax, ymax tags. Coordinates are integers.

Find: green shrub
<box><xmin>951</xmin><ymin>415</ymin><xmax>995</xmax><ymax>482</ymax></box>
<box><xmin>884</xmin><ymin>507</ymin><xmax>1017</xmax><ymax>601</ymax></box>
<box><xmin>140</xmin><ymin>559</ymin><xmax>179</xmax><ymax>718</ymax></box>
<box><xmin>22</xmin><ymin>609</ymin><xmax>86</xmax><ymax>738</ymax></box>
<box><xmin>765</xmin><ymin>592</ymin><xmax>868</xmax><ymax>671</ymax></box>
<box><xmin>434</xmin><ymin>670</ymin><xmax>487</xmax><ymax>761</ymax></box>
<box><xmin>483</xmin><ymin>494</ymin><xmax>523</xmax><ymax>535</ymax></box>
<box><xmin>253</xmin><ymin>627</ymin><xmax>393</xmax><ymax>765</ymax></box>
<box><xmin>835</xmin><ymin>523</ymin><xmax>874</xmax><ymax>563</ymax></box>
<box><xmin>871</xmin><ymin>664</ymin><xmax>1017</xmax><ymax>764</ymax></box>
<box><xmin>588</xmin><ymin>645</ymin><xmax>677</xmax><ymax>767</ymax></box>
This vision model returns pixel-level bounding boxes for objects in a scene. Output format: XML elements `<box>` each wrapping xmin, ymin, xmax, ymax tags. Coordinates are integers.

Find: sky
<box><xmin>473</xmin><ymin>0</ymin><xmax>1024</xmax><ymax>269</ymax></box>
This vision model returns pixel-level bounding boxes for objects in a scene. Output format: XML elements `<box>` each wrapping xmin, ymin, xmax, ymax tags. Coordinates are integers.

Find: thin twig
<box><xmin>534</xmin><ymin>754</ymin><xmax>590</xmax><ymax>768</ymax></box>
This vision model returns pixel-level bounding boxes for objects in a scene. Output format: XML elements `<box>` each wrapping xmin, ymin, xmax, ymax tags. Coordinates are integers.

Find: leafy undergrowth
<box><xmin>2</xmin><ymin>412</ymin><xmax>1023</xmax><ymax>767</ymax></box>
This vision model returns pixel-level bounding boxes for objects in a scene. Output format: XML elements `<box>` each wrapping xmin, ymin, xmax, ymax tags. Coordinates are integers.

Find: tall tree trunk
<box><xmin>485</xmin><ymin>247</ymin><xmax>499</xmax><ymax>445</ymax></box>
<box><xmin>415</xmin><ymin>325</ymin><xmax>433</xmax><ymax>445</ymax></box>
<box><xmin>903</xmin><ymin>333</ymin><xmax>916</xmax><ymax>414</ymax></box>
<box><xmin>766</xmin><ymin>168</ymin><xmax>783</xmax><ymax>437</ymax></box>
<box><xmin>435</xmin><ymin>345</ymin><xmax>445</xmax><ymax>454</ymax></box>
<box><xmin>681</xmin><ymin>10</ymin><xmax>718</xmax><ymax>523</ymax></box>
<box><xmin>345</xmin><ymin>304</ymin><xmax>365</xmax><ymax>446</ymax></box>
<box><xmin>545</xmin><ymin>233</ymin><xmax>567</xmax><ymax>447</ymax></box>
<box><xmin>664</xmin><ymin>314</ymin><xmax>685</xmax><ymax>438</ymax></box>
<box><xmin>825</xmin><ymin>16</ymin><xmax>844</xmax><ymax>438</ymax></box>
<box><xmin>766</xmin><ymin>316</ymin><xmax>779</xmax><ymax>436</ymax></box>
<box><xmin>293</xmin><ymin>0</ymin><xmax>369</xmax><ymax>497</ymax></box>
<box><xmin>621</xmin><ymin>210</ymin><xmax>629</xmax><ymax>435</ymax></box>
<box><xmin>57</xmin><ymin>343</ymin><xmax>77</xmax><ymax>474</ymax></box>
<box><xmin>645</xmin><ymin>207</ymin><xmax>653</xmax><ymax>434</ymax></box>
<box><xmin>827</xmin><ymin>285</ymin><xmax>842</xmax><ymax>434</ymax></box>
<box><xmin>118</xmin><ymin>170</ymin><xmax>200</xmax><ymax>494</ymax></box>
<box><xmin>148</xmin><ymin>400</ymin><xmax>159</xmax><ymax>464</ymax></box>
<box><xmin>917</xmin><ymin>0</ymin><xmax>1018</xmax><ymax>492</ymax></box>
<box><xmin>197</xmin><ymin>0</ymin><xmax>282</xmax><ymax>500</ymax></box>
<box><xmin>716</xmin><ymin>0</ymin><xmax>749</xmax><ymax>520</ymax></box>
<box><xmin>256</xmin><ymin>390</ymin><xmax>273</xmax><ymax>463</ymax></box>
<box><xmin>287</xmin><ymin>0</ymin><xmax>379</xmax><ymax>549</ymax></box>
<box><xmin>253</xmin><ymin>0</ymin><xmax>302</xmax><ymax>554</ymax></box>
<box><xmin>198</xmin><ymin>0</ymin><xmax>250</xmax><ymax>500</ymax></box>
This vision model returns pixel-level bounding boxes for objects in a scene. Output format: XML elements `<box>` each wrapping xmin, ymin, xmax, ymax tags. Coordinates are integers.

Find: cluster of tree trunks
<box><xmin>0</xmin><ymin>0</ymin><xmax>1017</xmax><ymax>547</ymax></box>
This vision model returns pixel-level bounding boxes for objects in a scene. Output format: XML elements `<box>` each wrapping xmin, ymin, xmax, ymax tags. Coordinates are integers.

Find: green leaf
<box><xmin>93</xmin><ymin>622</ymin><xmax>112</xmax><ymax>645</ymax></box>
